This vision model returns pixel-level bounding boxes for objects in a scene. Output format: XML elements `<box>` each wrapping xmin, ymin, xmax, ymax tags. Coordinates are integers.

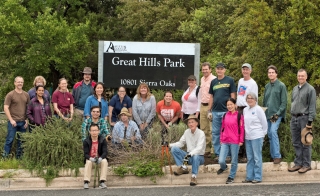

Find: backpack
<box><xmin>186</xmin><ymin>86</ymin><xmax>200</xmax><ymax>98</ymax></box>
<box><xmin>221</xmin><ymin>112</ymin><xmax>242</xmax><ymax>134</ymax></box>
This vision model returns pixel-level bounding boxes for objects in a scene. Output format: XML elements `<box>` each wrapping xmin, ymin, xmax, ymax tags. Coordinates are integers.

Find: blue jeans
<box><xmin>4</xmin><ymin>121</ymin><xmax>27</xmax><ymax>158</ymax></box>
<box><xmin>245</xmin><ymin>138</ymin><xmax>263</xmax><ymax>181</ymax></box>
<box><xmin>212</xmin><ymin>111</ymin><xmax>226</xmax><ymax>156</ymax></box>
<box><xmin>170</xmin><ymin>146</ymin><xmax>204</xmax><ymax>175</ymax></box>
<box><xmin>218</xmin><ymin>143</ymin><xmax>240</xmax><ymax>179</ymax></box>
<box><xmin>267</xmin><ymin>117</ymin><xmax>282</xmax><ymax>158</ymax></box>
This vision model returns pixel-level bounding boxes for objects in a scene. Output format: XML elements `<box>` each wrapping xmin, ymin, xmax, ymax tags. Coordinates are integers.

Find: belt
<box><xmin>201</xmin><ymin>103</ymin><xmax>209</xmax><ymax>106</ymax></box>
<box><xmin>291</xmin><ymin>113</ymin><xmax>308</xmax><ymax>117</ymax></box>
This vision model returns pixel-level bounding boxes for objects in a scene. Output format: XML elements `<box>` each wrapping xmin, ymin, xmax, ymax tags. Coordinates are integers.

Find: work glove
<box><xmin>168</xmin><ymin>122</ymin><xmax>173</xmax><ymax>127</ymax></box>
<box><xmin>270</xmin><ymin>114</ymin><xmax>279</xmax><ymax>123</ymax></box>
<box><xmin>97</xmin><ymin>157</ymin><xmax>103</xmax><ymax>164</ymax></box>
<box><xmin>89</xmin><ymin>157</ymin><xmax>96</xmax><ymax>163</ymax></box>
<box><xmin>207</xmin><ymin>111</ymin><xmax>213</xmax><ymax>121</ymax></box>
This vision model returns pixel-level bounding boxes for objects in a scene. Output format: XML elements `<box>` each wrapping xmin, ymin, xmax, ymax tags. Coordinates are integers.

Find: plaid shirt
<box><xmin>81</xmin><ymin>118</ymin><xmax>110</xmax><ymax>141</ymax></box>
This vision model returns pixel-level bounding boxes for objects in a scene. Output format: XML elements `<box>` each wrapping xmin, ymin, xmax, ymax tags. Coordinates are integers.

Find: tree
<box><xmin>0</xmin><ymin>0</ymin><xmax>91</xmax><ymax>93</ymax></box>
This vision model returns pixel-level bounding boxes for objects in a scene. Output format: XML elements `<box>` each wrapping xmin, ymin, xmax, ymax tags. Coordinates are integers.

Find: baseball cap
<box><xmin>242</xmin><ymin>63</ymin><xmax>252</xmax><ymax>70</ymax></box>
<box><xmin>216</xmin><ymin>62</ymin><xmax>226</xmax><ymax>68</ymax></box>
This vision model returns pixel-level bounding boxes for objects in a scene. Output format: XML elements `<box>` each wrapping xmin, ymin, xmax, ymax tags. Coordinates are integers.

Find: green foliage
<box><xmin>261</xmin><ymin>92</ymin><xmax>320</xmax><ymax>162</ymax></box>
<box><xmin>113</xmin><ymin>158</ymin><xmax>163</xmax><ymax>183</ymax></box>
<box><xmin>21</xmin><ymin>117</ymin><xmax>83</xmax><ymax>185</ymax></box>
<box><xmin>112</xmin><ymin>121</ymin><xmax>187</xmax><ymax>181</ymax></box>
<box><xmin>0</xmin><ymin>158</ymin><xmax>20</xmax><ymax>170</ymax></box>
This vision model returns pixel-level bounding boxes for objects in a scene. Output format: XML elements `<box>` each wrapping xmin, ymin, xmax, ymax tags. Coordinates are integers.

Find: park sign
<box><xmin>98</xmin><ymin>41</ymin><xmax>200</xmax><ymax>89</ymax></box>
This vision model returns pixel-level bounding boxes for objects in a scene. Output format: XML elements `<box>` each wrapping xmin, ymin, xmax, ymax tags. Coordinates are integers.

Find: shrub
<box><xmin>21</xmin><ymin>117</ymin><xmax>83</xmax><ymax>185</ymax></box>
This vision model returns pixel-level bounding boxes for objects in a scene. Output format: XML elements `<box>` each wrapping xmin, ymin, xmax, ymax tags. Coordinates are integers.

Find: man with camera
<box><xmin>112</xmin><ymin>107</ymin><xmax>143</xmax><ymax>146</ymax></box>
<box><xmin>83</xmin><ymin>124</ymin><xmax>108</xmax><ymax>189</ymax></box>
<box><xmin>169</xmin><ymin>115</ymin><xmax>206</xmax><ymax>186</ymax></box>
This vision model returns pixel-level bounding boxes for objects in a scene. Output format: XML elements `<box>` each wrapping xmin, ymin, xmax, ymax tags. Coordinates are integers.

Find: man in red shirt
<box><xmin>83</xmin><ymin>124</ymin><xmax>108</xmax><ymax>189</ymax></box>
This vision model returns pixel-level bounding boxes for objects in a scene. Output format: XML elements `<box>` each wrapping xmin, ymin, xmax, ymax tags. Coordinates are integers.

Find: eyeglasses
<box><xmin>92</xmin><ymin>111</ymin><xmax>100</xmax><ymax>113</ymax></box>
<box><xmin>246</xmin><ymin>97</ymin><xmax>255</xmax><ymax>100</ymax></box>
<box><xmin>188</xmin><ymin>79</ymin><xmax>195</xmax><ymax>81</ymax></box>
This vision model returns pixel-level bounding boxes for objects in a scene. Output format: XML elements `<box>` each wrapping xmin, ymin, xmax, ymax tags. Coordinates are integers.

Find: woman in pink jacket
<box><xmin>216</xmin><ymin>98</ymin><xmax>244</xmax><ymax>184</ymax></box>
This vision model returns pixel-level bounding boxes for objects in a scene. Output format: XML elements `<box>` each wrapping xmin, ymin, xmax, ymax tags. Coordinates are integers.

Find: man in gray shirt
<box><xmin>288</xmin><ymin>69</ymin><xmax>316</xmax><ymax>173</ymax></box>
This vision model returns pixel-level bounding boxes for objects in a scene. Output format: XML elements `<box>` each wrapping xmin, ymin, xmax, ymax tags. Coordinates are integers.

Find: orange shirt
<box><xmin>156</xmin><ymin>100</ymin><xmax>181</xmax><ymax>122</ymax></box>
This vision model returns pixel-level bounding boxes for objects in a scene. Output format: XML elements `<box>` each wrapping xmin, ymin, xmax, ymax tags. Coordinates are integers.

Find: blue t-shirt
<box><xmin>209</xmin><ymin>76</ymin><xmax>236</xmax><ymax>112</ymax></box>
<box><xmin>109</xmin><ymin>95</ymin><xmax>132</xmax><ymax>122</ymax></box>
<box><xmin>78</xmin><ymin>84</ymin><xmax>92</xmax><ymax>110</ymax></box>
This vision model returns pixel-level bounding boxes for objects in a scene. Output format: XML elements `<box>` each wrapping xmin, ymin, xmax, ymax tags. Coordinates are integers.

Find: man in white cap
<box><xmin>236</xmin><ymin>63</ymin><xmax>258</xmax><ymax>163</ymax></box>
<box><xmin>169</xmin><ymin>115</ymin><xmax>205</xmax><ymax>186</ymax></box>
<box><xmin>72</xmin><ymin>67</ymin><xmax>96</xmax><ymax>117</ymax></box>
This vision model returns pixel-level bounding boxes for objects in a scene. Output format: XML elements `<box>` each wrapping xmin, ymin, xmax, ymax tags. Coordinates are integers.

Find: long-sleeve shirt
<box><xmin>220</xmin><ymin>111</ymin><xmax>244</xmax><ymax>144</ymax></box>
<box><xmin>81</xmin><ymin>118</ymin><xmax>110</xmax><ymax>141</ymax></box>
<box><xmin>181</xmin><ymin>85</ymin><xmax>201</xmax><ymax>114</ymax></box>
<box><xmin>291</xmin><ymin>82</ymin><xmax>316</xmax><ymax>122</ymax></box>
<box><xmin>263</xmin><ymin>79</ymin><xmax>287</xmax><ymax>119</ymax></box>
<box><xmin>132</xmin><ymin>95</ymin><xmax>156</xmax><ymax>125</ymax></box>
<box><xmin>243</xmin><ymin>105</ymin><xmax>268</xmax><ymax>140</ymax></box>
<box><xmin>84</xmin><ymin>95</ymin><xmax>108</xmax><ymax>118</ymax></box>
<box><xmin>169</xmin><ymin>128</ymin><xmax>205</xmax><ymax>156</ymax></box>
<box><xmin>112</xmin><ymin>120</ymin><xmax>141</xmax><ymax>143</ymax></box>
<box><xmin>27</xmin><ymin>97</ymin><xmax>52</xmax><ymax>125</ymax></box>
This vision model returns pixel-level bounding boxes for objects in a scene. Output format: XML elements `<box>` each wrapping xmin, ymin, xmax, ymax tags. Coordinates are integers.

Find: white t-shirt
<box><xmin>236</xmin><ymin>78</ymin><xmax>258</xmax><ymax>107</ymax></box>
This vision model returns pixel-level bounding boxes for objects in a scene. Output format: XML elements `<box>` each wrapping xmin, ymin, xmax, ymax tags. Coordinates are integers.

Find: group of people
<box><xmin>2</xmin><ymin>63</ymin><xmax>316</xmax><ymax>188</ymax></box>
<box><xmin>169</xmin><ymin>62</ymin><xmax>316</xmax><ymax>186</ymax></box>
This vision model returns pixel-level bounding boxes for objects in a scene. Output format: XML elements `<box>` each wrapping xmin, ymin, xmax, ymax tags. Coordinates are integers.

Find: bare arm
<box><xmin>108</xmin><ymin>106</ymin><xmax>115</xmax><ymax>126</ymax></box>
<box><xmin>231</xmin><ymin>92</ymin><xmax>236</xmax><ymax>99</ymax></box>
<box><xmin>4</xmin><ymin>105</ymin><xmax>16</xmax><ymax>126</ymax></box>
<box><xmin>207</xmin><ymin>94</ymin><xmax>213</xmax><ymax>112</ymax></box>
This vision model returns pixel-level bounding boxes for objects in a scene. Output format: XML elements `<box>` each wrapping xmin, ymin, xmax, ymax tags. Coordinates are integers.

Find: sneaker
<box><xmin>225</xmin><ymin>157</ymin><xmax>231</xmax><ymax>163</ymax></box>
<box><xmin>298</xmin><ymin>166</ymin><xmax>311</xmax><ymax>173</ymax></box>
<box><xmin>190</xmin><ymin>177</ymin><xmax>197</xmax><ymax>186</ymax></box>
<box><xmin>288</xmin><ymin>165</ymin><xmax>302</xmax><ymax>172</ymax></box>
<box><xmin>242</xmin><ymin>179</ymin><xmax>252</xmax><ymax>183</ymax></box>
<box><xmin>252</xmin><ymin>180</ymin><xmax>262</xmax><ymax>184</ymax></box>
<box><xmin>217</xmin><ymin>165</ymin><xmax>228</xmax><ymax>175</ymax></box>
<box><xmin>213</xmin><ymin>156</ymin><xmax>219</xmax><ymax>163</ymax></box>
<box><xmin>99</xmin><ymin>182</ymin><xmax>107</xmax><ymax>189</ymax></box>
<box><xmin>226</xmin><ymin>177</ymin><xmax>234</xmax><ymax>184</ymax></box>
<box><xmin>174</xmin><ymin>166</ymin><xmax>189</xmax><ymax>176</ymax></box>
<box><xmin>273</xmin><ymin>158</ymin><xmax>281</xmax><ymax>164</ymax></box>
<box><xmin>83</xmin><ymin>182</ymin><xmax>89</xmax><ymax>189</ymax></box>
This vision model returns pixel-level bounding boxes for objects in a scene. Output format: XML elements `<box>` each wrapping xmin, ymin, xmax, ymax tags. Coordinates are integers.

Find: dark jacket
<box><xmin>72</xmin><ymin>80</ymin><xmax>96</xmax><ymax>109</ymax></box>
<box><xmin>83</xmin><ymin>135</ymin><xmax>108</xmax><ymax>163</ymax></box>
<box><xmin>27</xmin><ymin>97</ymin><xmax>52</xmax><ymax>126</ymax></box>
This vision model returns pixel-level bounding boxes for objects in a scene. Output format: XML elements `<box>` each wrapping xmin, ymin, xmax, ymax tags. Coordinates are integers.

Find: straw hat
<box><xmin>118</xmin><ymin>107</ymin><xmax>132</xmax><ymax>118</ymax></box>
<box><xmin>301</xmin><ymin>127</ymin><xmax>313</xmax><ymax>145</ymax></box>
<box><xmin>183</xmin><ymin>115</ymin><xmax>200</xmax><ymax>125</ymax></box>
